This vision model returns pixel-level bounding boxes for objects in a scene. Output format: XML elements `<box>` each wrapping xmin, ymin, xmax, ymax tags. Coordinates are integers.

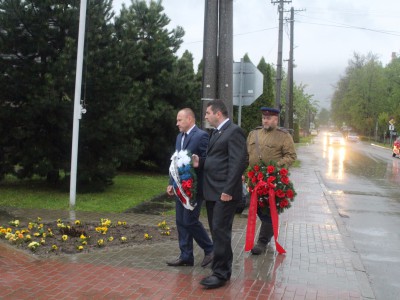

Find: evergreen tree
<box><xmin>236</xmin><ymin>55</ymin><xmax>275</xmax><ymax>134</ymax></box>
<box><xmin>0</xmin><ymin>0</ymin><xmax>223</xmax><ymax>189</ymax></box>
<box><xmin>114</xmin><ymin>0</ymin><xmax>195</xmax><ymax>171</ymax></box>
<box><xmin>76</xmin><ymin>0</ymin><xmax>128</xmax><ymax>190</ymax></box>
<box><xmin>0</xmin><ymin>0</ymin><xmax>80</xmax><ymax>182</ymax></box>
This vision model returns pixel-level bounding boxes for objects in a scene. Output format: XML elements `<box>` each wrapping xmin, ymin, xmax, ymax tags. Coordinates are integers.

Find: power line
<box><xmin>300</xmin><ymin>7</ymin><xmax>400</xmax><ymax>19</ymax></box>
<box><xmin>295</xmin><ymin>12</ymin><xmax>400</xmax><ymax>35</ymax></box>
<box><xmin>296</xmin><ymin>19</ymin><xmax>400</xmax><ymax>37</ymax></box>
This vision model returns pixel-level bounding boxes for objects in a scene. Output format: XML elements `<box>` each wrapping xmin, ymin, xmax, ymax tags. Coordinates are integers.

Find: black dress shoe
<box><xmin>200</xmin><ymin>275</ymin><xmax>226</xmax><ymax>289</ymax></box>
<box><xmin>166</xmin><ymin>257</ymin><xmax>194</xmax><ymax>267</ymax></box>
<box><xmin>201</xmin><ymin>253</ymin><xmax>214</xmax><ymax>267</ymax></box>
<box><xmin>251</xmin><ymin>243</ymin><xmax>267</xmax><ymax>255</ymax></box>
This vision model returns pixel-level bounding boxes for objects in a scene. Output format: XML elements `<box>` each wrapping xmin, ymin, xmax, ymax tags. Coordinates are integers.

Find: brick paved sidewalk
<box><xmin>0</xmin><ymin>146</ymin><xmax>375</xmax><ymax>299</ymax></box>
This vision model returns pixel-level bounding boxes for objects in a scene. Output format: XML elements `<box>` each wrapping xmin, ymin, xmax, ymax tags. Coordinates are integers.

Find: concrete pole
<box><xmin>69</xmin><ymin>0</ymin><xmax>88</xmax><ymax>209</ymax></box>
<box><xmin>218</xmin><ymin>0</ymin><xmax>233</xmax><ymax>119</ymax></box>
<box><xmin>201</xmin><ymin>0</ymin><xmax>218</xmax><ymax>129</ymax></box>
<box><xmin>284</xmin><ymin>60</ymin><xmax>290</xmax><ymax>129</ymax></box>
<box><xmin>288</xmin><ymin>7</ymin><xmax>294</xmax><ymax>130</ymax></box>
<box><xmin>275</xmin><ymin>0</ymin><xmax>284</xmax><ymax>114</ymax></box>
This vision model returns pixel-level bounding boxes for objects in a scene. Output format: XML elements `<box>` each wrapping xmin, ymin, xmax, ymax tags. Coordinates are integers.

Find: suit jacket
<box><xmin>170</xmin><ymin>125</ymin><xmax>209</xmax><ymax>199</ymax></box>
<box><xmin>202</xmin><ymin>120</ymin><xmax>247</xmax><ymax>202</ymax></box>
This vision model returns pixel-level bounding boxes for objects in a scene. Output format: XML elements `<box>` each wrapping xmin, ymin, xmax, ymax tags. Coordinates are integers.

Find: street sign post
<box><xmin>233</xmin><ymin>59</ymin><xmax>263</xmax><ymax>126</ymax></box>
<box><xmin>389</xmin><ymin>124</ymin><xmax>396</xmax><ymax>145</ymax></box>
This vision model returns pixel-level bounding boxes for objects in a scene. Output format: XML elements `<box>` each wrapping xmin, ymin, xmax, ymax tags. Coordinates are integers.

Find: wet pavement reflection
<box><xmin>313</xmin><ymin>133</ymin><xmax>400</xmax><ymax>299</ymax></box>
<box><xmin>1</xmin><ymin>139</ymin><xmax>373</xmax><ymax>299</ymax></box>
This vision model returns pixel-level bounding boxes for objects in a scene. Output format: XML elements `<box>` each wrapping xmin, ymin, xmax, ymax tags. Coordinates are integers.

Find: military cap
<box><xmin>260</xmin><ymin>107</ymin><xmax>280</xmax><ymax>116</ymax></box>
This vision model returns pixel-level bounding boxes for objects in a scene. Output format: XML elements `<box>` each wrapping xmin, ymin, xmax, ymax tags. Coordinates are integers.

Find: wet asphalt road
<box><xmin>310</xmin><ymin>133</ymin><xmax>400</xmax><ymax>300</ymax></box>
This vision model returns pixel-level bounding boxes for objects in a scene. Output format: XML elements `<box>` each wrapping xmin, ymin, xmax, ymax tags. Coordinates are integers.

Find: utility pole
<box><xmin>201</xmin><ymin>0</ymin><xmax>218</xmax><ymax>129</ymax></box>
<box><xmin>287</xmin><ymin>7</ymin><xmax>294</xmax><ymax>130</ymax></box>
<box><xmin>284</xmin><ymin>59</ymin><xmax>290</xmax><ymax>129</ymax></box>
<box><xmin>284</xmin><ymin>7</ymin><xmax>304</xmax><ymax>130</ymax></box>
<box><xmin>271</xmin><ymin>0</ymin><xmax>291</xmax><ymax>122</ymax></box>
<box><xmin>218</xmin><ymin>0</ymin><xmax>233</xmax><ymax>119</ymax></box>
<box><xmin>201</xmin><ymin>0</ymin><xmax>233</xmax><ymax>128</ymax></box>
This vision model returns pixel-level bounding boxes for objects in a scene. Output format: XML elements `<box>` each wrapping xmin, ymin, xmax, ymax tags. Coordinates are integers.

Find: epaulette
<box><xmin>277</xmin><ymin>127</ymin><xmax>290</xmax><ymax>134</ymax></box>
<box><xmin>249</xmin><ymin>126</ymin><xmax>263</xmax><ymax>135</ymax></box>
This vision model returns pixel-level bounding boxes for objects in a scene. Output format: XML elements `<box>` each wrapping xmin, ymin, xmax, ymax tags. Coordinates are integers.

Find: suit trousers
<box><xmin>175</xmin><ymin>197</ymin><xmax>213</xmax><ymax>262</ymax></box>
<box><xmin>206</xmin><ymin>199</ymin><xmax>238</xmax><ymax>281</ymax></box>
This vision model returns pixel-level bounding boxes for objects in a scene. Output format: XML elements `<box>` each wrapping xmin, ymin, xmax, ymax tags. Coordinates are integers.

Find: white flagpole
<box><xmin>69</xmin><ymin>0</ymin><xmax>88</xmax><ymax>209</ymax></box>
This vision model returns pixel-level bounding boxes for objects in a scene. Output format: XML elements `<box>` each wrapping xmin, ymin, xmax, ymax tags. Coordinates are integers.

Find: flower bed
<box><xmin>0</xmin><ymin>217</ymin><xmax>177</xmax><ymax>257</ymax></box>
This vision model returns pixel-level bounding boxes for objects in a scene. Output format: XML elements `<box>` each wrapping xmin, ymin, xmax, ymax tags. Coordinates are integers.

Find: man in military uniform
<box><xmin>246</xmin><ymin>107</ymin><xmax>297</xmax><ymax>254</ymax></box>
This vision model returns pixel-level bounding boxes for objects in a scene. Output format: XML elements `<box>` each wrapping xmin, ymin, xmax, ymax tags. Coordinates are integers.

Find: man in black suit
<box><xmin>193</xmin><ymin>100</ymin><xmax>247</xmax><ymax>289</ymax></box>
<box><xmin>166</xmin><ymin>108</ymin><xmax>214</xmax><ymax>268</ymax></box>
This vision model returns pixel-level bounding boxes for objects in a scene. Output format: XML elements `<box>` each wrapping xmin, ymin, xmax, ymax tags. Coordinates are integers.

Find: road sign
<box><xmin>233</xmin><ymin>60</ymin><xmax>263</xmax><ymax>106</ymax></box>
<box><xmin>389</xmin><ymin>124</ymin><xmax>395</xmax><ymax>131</ymax></box>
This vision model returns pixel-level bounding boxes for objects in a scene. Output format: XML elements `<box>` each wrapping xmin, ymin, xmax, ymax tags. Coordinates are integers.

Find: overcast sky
<box><xmin>112</xmin><ymin>0</ymin><xmax>399</xmax><ymax>110</ymax></box>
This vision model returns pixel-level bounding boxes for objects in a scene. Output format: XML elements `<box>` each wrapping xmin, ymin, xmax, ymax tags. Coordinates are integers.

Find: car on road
<box><xmin>347</xmin><ymin>132</ymin><xmax>359</xmax><ymax>143</ymax></box>
<box><xmin>310</xmin><ymin>129</ymin><xmax>318</xmax><ymax>136</ymax></box>
<box><xmin>393</xmin><ymin>138</ymin><xmax>400</xmax><ymax>158</ymax></box>
<box><xmin>328</xmin><ymin>132</ymin><xmax>345</xmax><ymax>146</ymax></box>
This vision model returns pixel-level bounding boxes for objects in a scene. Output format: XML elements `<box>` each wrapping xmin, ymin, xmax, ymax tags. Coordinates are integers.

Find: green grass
<box><xmin>0</xmin><ymin>173</ymin><xmax>169</xmax><ymax>213</ymax></box>
<box><xmin>1</xmin><ymin>138</ymin><xmax>306</xmax><ymax>214</ymax></box>
<box><xmin>298</xmin><ymin>135</ymin><xmax>314</xmax><ymax>145</ymax></box>
<box><xmin>291</xmin><ymin>159</ymin><xmax>301</xmax><ymax>168</ymax></box>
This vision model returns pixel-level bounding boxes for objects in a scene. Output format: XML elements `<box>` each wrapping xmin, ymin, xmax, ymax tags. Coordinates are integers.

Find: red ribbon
<box><xmin>244</xmin><ymin>181</ymin><xmax>260</xmax><ymax>252</ymax></box>
<box><xmin>268</xmin><ymin>188</ymin><xmax>286</xmax><ymax>254</ymax></box>
<box><xmin>245</xmin><ymin>181</ymin><xmax>286</xmax><ymax>254</ymax></box>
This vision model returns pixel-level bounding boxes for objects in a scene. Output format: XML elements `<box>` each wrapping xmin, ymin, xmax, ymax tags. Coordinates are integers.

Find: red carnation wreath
<box><xmin>244</xmin><ymin>161</ymin><xmax>296</xmax><ymax>254</ymax></box>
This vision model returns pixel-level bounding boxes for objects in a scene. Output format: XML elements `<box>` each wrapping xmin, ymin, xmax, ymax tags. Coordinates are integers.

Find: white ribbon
<box><xmin>169</xmin><ymin>150</ymin><xmax>196</xmax><ymax>211</ymax></box>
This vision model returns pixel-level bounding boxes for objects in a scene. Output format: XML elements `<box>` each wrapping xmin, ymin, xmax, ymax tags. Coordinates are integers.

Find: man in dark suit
<box><xmin>166</xmin><ymin>108</ymin><xmax>214</xmax><ymax>268</ymax></box>
<box><xmin>193</xmin><ymin>100</ymin><xmax>247</xmax><ymax>289</ymax></box>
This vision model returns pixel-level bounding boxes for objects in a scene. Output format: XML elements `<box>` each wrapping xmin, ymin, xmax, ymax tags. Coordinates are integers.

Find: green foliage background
<box><xmin>331</xmin><ymin>52</ymin><xmax>400</xmax><ymax>139</ymax></box>
<box><xmin>0</xmin><ymin>0</ymin><xmax>199</xmax><ymax>190</ymax></box>
<box><xmin>0</xmin><ymin>0</ymin><xmax>318</xmax><ymax>193</ymax></box>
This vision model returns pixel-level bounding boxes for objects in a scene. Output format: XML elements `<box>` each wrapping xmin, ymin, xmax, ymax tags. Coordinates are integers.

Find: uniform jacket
<box><xmin>247</xmin><ymin>126</ymin><xmax>297</xmax><ymax>167</ymax></box>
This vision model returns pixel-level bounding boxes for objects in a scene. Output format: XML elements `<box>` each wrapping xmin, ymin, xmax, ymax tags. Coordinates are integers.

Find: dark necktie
<box><xmin>210</xmin><ymin>129</ymin><xmax>218</xmax><ymax>142</ymax></box>
<box><xmin>181</xmin><ymin>133</ymin><xmax>187</xmax><ymax>149</ymax></box>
